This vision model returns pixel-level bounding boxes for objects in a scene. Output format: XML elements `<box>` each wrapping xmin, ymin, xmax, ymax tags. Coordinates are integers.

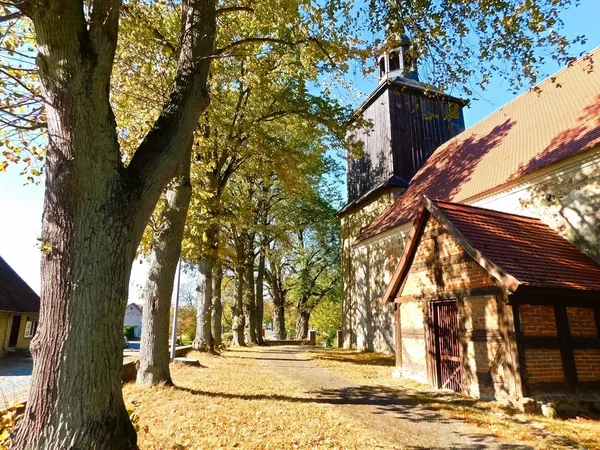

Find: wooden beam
<box><xmin>512</xmin><ymin>303</ymin><xmax>529</xmax><ymax>397</ymax></box>
<box><xmin>394</xmin><ymin>303</ymin><xmax>402</xmax><ymax>369</ymax></box>
<box><xmin>555</xmin><ymin>305</ymin><xmax>578</xmax><ymax>393</ymax></box>
<box><xmin>511</xmin><ymin>287</ymin><xmax>600</xmax><ymax>304</ymax></box>
<box><xmin>379</xmin><ymin>205</ymin><xmax>429</xmax><ymax>304</ymax></box>
<box><xmin>393</xmin><ymin>286</ymin><xmax>502</xmax><ymax>303</ymax></box>
<box><xmin>594</xmin><ymin>306</ymin><xmax>600</xmax><ymax>339</ymax></box>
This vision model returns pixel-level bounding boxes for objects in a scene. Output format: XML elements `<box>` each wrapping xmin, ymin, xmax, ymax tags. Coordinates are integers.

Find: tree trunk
<box><xmin>254</xmin><ymin>250</ymin><xmax>265</xmax><ymax>344</ymax></box>
<box><xmin>137</xmin><ymin>158</ymin><xmax>192</xmax><ymax>386</ymax></box>
<box><xmin>231</xmin><ymin>241</ymin><xmax>245</xmax><ymax>346</ymax></box>
<box><xmin>296</xmin><ymin>308</ymin><xmax>310</xmax><ymax>340</ymax></box>
<box><xmin>243</xmin><ymin>247</ymin><xmax>257</xmax><ymax>345</ymax></box>
<box><xmin>12</xmin><ymin>0</ymin><xmax>215</xmax><ymax>445</ymax></box>
<box><xmin>192</xmin><ymin>255</ymin><xmax>214</xmax><ymax>351</ymax></box>
<box><xmin>211</xmin><ymin>261</ymin><xmax>223</xmax><ymax>348</ymax></box>
<box><xmin>273</xmin><ymin>302</ymin><xmax>286</xmax><ymax>340</ymax></box>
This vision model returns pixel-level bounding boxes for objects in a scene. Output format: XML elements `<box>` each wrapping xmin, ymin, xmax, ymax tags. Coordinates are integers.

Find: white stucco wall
<box><xmin>124</xmin><ymin>304</ymin><xmax>142</xmax><ymax>338</ymax></box>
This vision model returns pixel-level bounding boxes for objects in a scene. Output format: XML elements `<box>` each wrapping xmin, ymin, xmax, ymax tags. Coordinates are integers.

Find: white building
<box><xmin>124</xmin><ymin>303</ymin><xmax>143</xmax><ymax>339</ymax></box>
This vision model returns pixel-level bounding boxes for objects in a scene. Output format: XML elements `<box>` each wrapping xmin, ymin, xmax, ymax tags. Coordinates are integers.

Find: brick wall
<box><xmin>519</xmin><ymin>304</ymin><xmax>557</xmax><ymax>336</ymax></box>
<box><xmin>524</xmin><ymin>349</ymin><xmax>564</xmax><ymax>383</ymax></box>
<box><xmin>567</xmin><ymin>307</ymin><xmax>598</xmax><ymax>338</ymax></box>
<box><xmin>400</xmin><ymin>218</ymin><xmax>495</xmax><ymax>298</ymax></box>
<box><xmin>573</xmin><ymin>349</ymin><xmax>600</xmax><ymax>382</ymax></box>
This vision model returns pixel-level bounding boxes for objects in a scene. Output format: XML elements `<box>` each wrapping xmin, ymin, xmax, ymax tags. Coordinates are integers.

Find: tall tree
<box><xmin>10</xmin><ymin>0</ymin><xmax>215</xmax><ymax>446</ymax></box>
<box><xmin>137</xmin><ymin>157</ymin><xmax>192</xmax><ymax>386</ymax></box>
<box><xmin>0</xmin><ymin>0</ymin><xmax>584</xmax><ymax>446</ymax></box>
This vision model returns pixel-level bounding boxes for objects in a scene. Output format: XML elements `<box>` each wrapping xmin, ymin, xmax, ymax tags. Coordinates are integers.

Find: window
<box><xmin>388</xmin><ymin>51</ymin><xmax>400</xmax><ymax>71</ymax></box>
<box><xmin>378</xmin><ymin>56</ymin><xmax>386</xmax><ymax>78</ymax></box>
<box><xmin>24</xmin><ymin>319</ymin><xmax>38</xmax><ymax>338</ymax></box>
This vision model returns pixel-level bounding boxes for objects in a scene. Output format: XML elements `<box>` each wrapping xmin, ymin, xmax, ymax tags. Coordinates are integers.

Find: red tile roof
<box><xmin>382</xmin><ymin>198</ymin><xmax>600</xmax><ymax>303</ymax></box>
<box><xmin>360</xmin><ymin>49</ymin><xmax>600</xmax><ymax>242</ymax></box>
<box><xmin>431</xmin><ymin>199</ymin><xmax>600</xmax><ymax>291</ymax></box>
<box><xmin>0</xmin><ymin>255</ymin><xmax>40</xmax><ymax>313</ymax></box>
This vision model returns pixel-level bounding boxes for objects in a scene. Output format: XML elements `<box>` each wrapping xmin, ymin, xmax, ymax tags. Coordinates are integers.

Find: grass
<box><xmin>309</xmin><ymin>348</ymin><xmax>600</xmax><ymax>450</ymax></box>
<box><xmin>123</xmin><ymin>347</ymin><xmax>398</xmax><ymax>449</ymax></box>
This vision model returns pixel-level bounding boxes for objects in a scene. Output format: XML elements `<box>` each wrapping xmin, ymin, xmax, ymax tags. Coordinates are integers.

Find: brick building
<box><xmin>382</xmin><ymin>198</ymin><xmax>600</xmax><ymax>400</ymax></box>
<box><xmin>340</xmin><ymin>46</ymin><xmax>600</xmax><ymax>400</ymax></box>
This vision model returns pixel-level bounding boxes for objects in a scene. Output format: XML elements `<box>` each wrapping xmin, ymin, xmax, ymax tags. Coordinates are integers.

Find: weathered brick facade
<box><xmin>573</xmin><ymin>349</ymin><xmax>600</xmax><ymax>382</ymax></box>
<box><xmin>524</xmin><ymin>349</ymin><xmax>565</xmax><ymax>383</ymax></box>
<box><xmin>395</xmin><ymin>215</ymin><xmax>515</xmax><ymax>400</ymax></box>
<box><xmin>390</xmin><ymin>209</ymin><xmax>600</xmax><ymax>402</ymax></box>
<box><xmin>567</xmin><ymin>307</ymin><xmax>598</xmax><ymax>338</ymax></box>
<box><xmin>400</xmin><ymin>219</ymin><xmax>496</xmax><ymax>297</ymax></box>
<box><xmin>519</xmin><ymin>304</ymin><xmax>557</xmax><ymax>336</ymax></box>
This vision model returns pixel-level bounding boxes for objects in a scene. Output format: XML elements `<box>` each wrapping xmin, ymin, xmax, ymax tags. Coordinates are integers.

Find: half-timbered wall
<box><xmin>515</xmin><ymin>299</ymin><xmax>600</xmax><ymax>396</ymax></box>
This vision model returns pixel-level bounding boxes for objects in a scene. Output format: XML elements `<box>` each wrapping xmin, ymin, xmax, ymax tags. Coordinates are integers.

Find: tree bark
<box><xmin>137</xmin><ymin>157</ymin><xmax>192</xmax><ymax>386</ymax></box>
<box><xmin>211</xmin><ymin>261</ymin><xmax>223</xmax><ymax>348</ymax></box>
<box><xmin>192</xmin><ymin>255</ymin><xmax>214</xmax><ymax>351</ymax></box>
<box><xmin>254</xmin><ymin>250</ymin><xmax>265</xmax><ymax>344</ymax></box>
<box><xmin>231</xmin><ymin>235</ymin><xmax>246</xmax><ymax>346</ymax></box>
<box><xmin>12</xmin><ymin>0</ymin><xmax>215</xmax><ymax>447</ymax></box>
<box><xmin>243</xmin><ymin>244</ymin><xmax>257</xmax><ymax>345</ymax></box>
<box><xmin>273</xmin><ymin>302</ymin><xmax>286</xmax><ymax>340</ymax></box>
<box><xmin>295</xmin><ymin>308</ymin><xmax>310</xmax><ymax>340</ymax></box>
<box><xmin>231</xmin><ymin>256</ymin><xmax>246</xmax><ymax>346</ymax></box>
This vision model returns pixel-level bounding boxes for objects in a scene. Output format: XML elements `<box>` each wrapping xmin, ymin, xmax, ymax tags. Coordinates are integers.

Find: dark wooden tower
<box><xmin>345</xmin><ymin>38</ymin><xmax>466</xmax><ymax>208</ymax></box>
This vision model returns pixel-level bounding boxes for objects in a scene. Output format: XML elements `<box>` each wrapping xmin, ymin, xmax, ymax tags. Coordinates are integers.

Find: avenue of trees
<box><xmin>0</xmin><ymin>0</ymin><xmax>584</xmax><ymax>447</ymax></box>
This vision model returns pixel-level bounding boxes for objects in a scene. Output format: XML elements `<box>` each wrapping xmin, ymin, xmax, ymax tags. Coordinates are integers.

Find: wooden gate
<box><xmin>431</xmin><ymin>300</ymin><xmax>462</xmax><ymax>393</ymax></box>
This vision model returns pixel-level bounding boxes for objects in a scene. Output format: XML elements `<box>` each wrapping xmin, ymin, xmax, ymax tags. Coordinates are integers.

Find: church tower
<box><xmin>343</xmin><ymin>36</ymin><xmax>466</xmax><ymax>209</ymax></box>
<box><xmin>340</xmin><ymin>36</ymin><xmax>466</xmax><ymax>350</ymax></box>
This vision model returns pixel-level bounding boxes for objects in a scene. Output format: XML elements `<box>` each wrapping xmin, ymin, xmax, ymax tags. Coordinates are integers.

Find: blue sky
<box><xmin>1</xmin><ymin>0</ymin><xmax>599</xmax><ymax>297</ymax></box>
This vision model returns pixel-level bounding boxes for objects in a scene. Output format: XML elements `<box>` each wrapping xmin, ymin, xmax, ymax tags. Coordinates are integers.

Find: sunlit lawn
<box><xmin>123</xmin><ymin>347</ymin><xmax>396</xmax><ymax>449</ymax></box>
<box><xmin>309</xmin><ymin>348</ymin><xmax>600</xmax><ymax>450</ymax></box>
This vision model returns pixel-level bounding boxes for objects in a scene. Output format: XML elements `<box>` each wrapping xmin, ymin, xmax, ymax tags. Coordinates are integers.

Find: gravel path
<box><xmin>259</xmin><ymin>346</ymin><xmax>532</xmax><ymax>450</ymax></box>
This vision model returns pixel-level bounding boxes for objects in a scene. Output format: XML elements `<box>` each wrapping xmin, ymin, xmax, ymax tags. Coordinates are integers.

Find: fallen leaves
<box><xmin>123</xmin><ymin>348</ymin><xmax>397</xmax><ymax>449</ymax></box>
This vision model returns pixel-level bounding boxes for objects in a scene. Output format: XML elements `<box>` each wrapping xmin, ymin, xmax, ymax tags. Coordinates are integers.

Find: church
<box><xmin>340</xmin><ymin>40</ymin><xmax>600</xmax><ymax>402</ymax></box>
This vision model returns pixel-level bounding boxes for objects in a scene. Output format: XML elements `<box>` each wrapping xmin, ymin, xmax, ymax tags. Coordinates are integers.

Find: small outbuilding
<box><xmin>382</xmin><ymin>197</ymin><xmax>600</xmax><ymax>402</ymax></box>
<box><xmin>0</xmin><ymin>256</ymin><xmax>40</xmax><ymax>357</ymax></box>
<box><xmin>124</xmin><ymin>303</ymin><xmax>143</xmax><ymax>339</ymax></box>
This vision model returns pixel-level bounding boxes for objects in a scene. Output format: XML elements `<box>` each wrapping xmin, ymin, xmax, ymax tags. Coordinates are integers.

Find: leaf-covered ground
<box><xmin>123</xmin><ymin>348</ymin><xmax>397</xmax><ymax>449</ymax></box>
<box><xmin>309</xmin><ymin>349</ymin><xmax>600</xmax><ymax>450</ymax></box>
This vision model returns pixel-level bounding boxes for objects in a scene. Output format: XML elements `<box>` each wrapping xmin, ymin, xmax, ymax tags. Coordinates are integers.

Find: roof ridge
<box><xmin>0</xmin><ymin>255</ymin><xmax>38</xmax><ymax>296</ymax></box>
<box><xmin>430</xmin><ymin>198</ymin><xmax>545</xmax><ymax>224</ymax></box>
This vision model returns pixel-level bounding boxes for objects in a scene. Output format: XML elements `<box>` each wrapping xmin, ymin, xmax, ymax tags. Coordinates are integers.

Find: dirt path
<box><xmin>259</xmin><ymin>345</ymin><xmax>531</xmax><ymax>450</ymax></box>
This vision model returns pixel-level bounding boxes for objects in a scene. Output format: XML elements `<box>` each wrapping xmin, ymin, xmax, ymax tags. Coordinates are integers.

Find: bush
<box><xmin>123</xmin><ymin>326</ymin><xmax>136</xmax><ymax>340</ymax></box>
<box><xmin>179</xmin><ymin>335</ymin><xmax>193</xmax><ymax>346</ymax></box>
<box><xmin>222</xmin><ymin>332</ymin><xmax>233</xmax><ymax>343</ymax></box>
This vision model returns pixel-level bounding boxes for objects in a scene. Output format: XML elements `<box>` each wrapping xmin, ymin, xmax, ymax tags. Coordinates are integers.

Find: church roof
<box><xmin>0</xmin><ymin>255</ymin><xmax>40</xmax><ymax>313</ymax></box>
<box><xmin>360</xmin><ymin>48</ymin><xmax>600</xmax><ymax>242</ymax></box>
<box><xmin>382</xmin><ymin>198</ymin><xmax>600</xmax><ymax>302</ymax></box>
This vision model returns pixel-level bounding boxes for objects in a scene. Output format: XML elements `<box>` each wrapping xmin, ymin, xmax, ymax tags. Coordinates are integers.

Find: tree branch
<box><xmin>214</xmin><ymin>37</ymin><xmax>308</xmax><ymax>56</ymax></box>
<box><xmin>216</xmin><ymin>6</ymin><xmax>253</xmax><ymax>16</ymax></box>
<box><xmin>127</xmin><ymin>0</ymin><xmax>216</xmax><ymax>233</ymax></box>
<box><xmin>0</xmin><ymin>11</ymin><xmax>22</xmax><ymax>22</ymax></box>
